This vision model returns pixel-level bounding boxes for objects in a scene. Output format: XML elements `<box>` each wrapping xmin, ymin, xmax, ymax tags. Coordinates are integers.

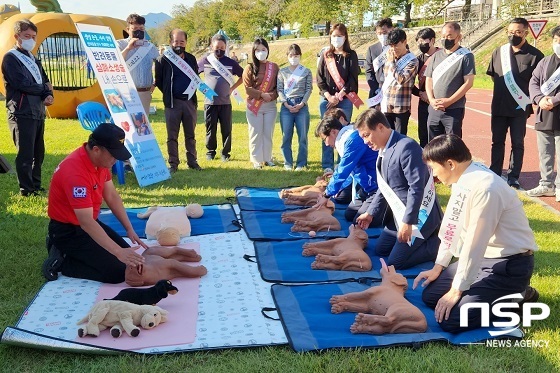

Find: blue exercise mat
<box><xmin>239</xmin><ymin>209</ymin><xmax>382</xmax><ymax>241</ymax></box>
<box><xmin>98</xmin><ymin>203</ymin><xmax>240</xmax><ymax>238</ymax></box>
<box><xmin>235</xmin><ymin>186</ymin><xmax>349</xmax><ymax>212</ymax></box>
<box><xmin>271</xmin><ymin>281</ymin><xmax>523</xmax><ymax>352</ymax></box>
<box><xmin>254</xmin><ymin>238</ymin><xmax>433</xmax><ymax>283</ymax></box>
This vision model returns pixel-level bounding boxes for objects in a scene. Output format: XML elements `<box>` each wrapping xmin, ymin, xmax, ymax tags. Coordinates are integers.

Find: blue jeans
<box><xmin>280</xmin><ymin>98</ymin><xmax>310</xmax><ymax>168</ymax></box>
<box><xmin>319</xmin><ymin>97</ymin><xmax>353</xmax><ymax>170</ymax></box>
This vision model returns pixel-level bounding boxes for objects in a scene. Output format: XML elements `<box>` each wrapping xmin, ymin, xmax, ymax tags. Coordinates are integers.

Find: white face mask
<box><xmin>331</xmin><ymin>36</ymin><xmax>345</xmax><ymax>49</ymax></box>
<box><xmin>378</xmin><ymin>34</ymin><xmax>388</xmax><ymax>46</ymax></box>
<box><xmin>554</xmin><ymin>43</ymin><xmax>560</xmax><ymax>58</ymax></box>
<box><xmin>20</xmin><ymin>37</ymin><xmax>36</xmax><ymax>52</ymax></box>
<box><xmin>288</xmin><ymin>56</ymin><xmax>300</xmax><ymax>66</ymax></box>
<box><xmin>255</xmin><ymin>50</ymin><xmax>268</xmax><ymax>61</ymax></box>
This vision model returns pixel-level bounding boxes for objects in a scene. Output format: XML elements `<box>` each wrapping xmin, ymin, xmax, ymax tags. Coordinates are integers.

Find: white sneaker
<box><xmin>253</xmin><ymin>162</ymin><xmax>262</xmax><ymax>169</ymax></box>
<box><xmin>556</xmin><ymin>189</ymin><xmax>560</xmax><ymax>202</ymax></box>
<box><xmin>264</xmin><ymin>161</ymin><xmax>276</xmax><ymax>167</ymax></box>
<box><xmin>284</xmin><ymin>165</ymin><xmax>292</xmax><ymax>170</ymax></box>
<box><xmin>295</xmin><ymin>166</ymin><xmax>305</xmax><ymax>171</ymax></box>
<box><xmin>526</xmin><ymin>185</ymin><xmax>555</xmax><ymax>197</ymax></box>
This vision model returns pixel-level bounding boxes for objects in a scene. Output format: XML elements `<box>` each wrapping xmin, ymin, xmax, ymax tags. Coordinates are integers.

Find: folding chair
<box><xmin>76</xmin><ymin>101</ymin><xmax>126</xmax><ymax>184</ymax></box>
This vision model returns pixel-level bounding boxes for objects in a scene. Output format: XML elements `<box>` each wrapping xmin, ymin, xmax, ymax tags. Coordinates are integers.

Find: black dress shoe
<box><xmin>189</xmin><ymin>164</ymin><xmax>202</xmax><ymax>171</ymax></box>
<box><xmin>42</xmin><ymin>244</ymin><xmax>65</xmax><ymax>281</ymax></box>
<box><xmin>168</xmin><ymin>165</ymin><xmax>178</xmax><ymax>173</ymax></box>
<box><xmin>21</xmin><ymin>190</ymin><xmax>39</xmax><ymax>197</ymax></box>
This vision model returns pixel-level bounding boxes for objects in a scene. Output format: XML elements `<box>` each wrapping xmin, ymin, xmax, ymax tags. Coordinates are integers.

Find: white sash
<box><xmin>380</xmin><ymin>52</ymin><xmax>416</xmax><ymax>112</ymax></box>
<box><xmin>438</xmin><ymin>182</ymin><xmax>469</xmax><ymax>256</ymax></box>
<box><xmin>540</xmin><ymin>62</ymin><xmax>560</xmax><ymax>96</ymax></box>
<box><xmin>163</xmin><ymin>47</ymin><xmax>217</xmax><ymax>100</ymax></box>
<box><xmin>284</xmin><ymin>64</ymin><xmax>306</xmax><ymax>96</ymax></box>
<box><xmin>372</xmin><ymin>46</ymin><xmax>389</xmax><ymax>73</ymax></box>
<box><xmin>207</xmin><ymin>53</ymin><xmax>243</xmax><ymax>104</ymax></box>
<box><xmin>9</xmin><ymin>49</ymin><xmax>42</xmax><ymax>84</ymax></box>
<box><xmin>500</xmin><ymin>44</ymin><xmax>531</xmax><ymax>110</ymax></box>
<box><xmin>432</xmin><ymin>47</ymin><xmax>471</xmax><ymax>89</ymax></box>
<box><xmin>125</xmin><ymin>42</ymin><xmax>154</xmax><ymax>72</ymax></box>
<box><xmin>376</xmin><ymin>158</ymin><xmax>436</xmax><ymax>246</ymax></box>
<box><xmin>335</xmin><ymin>125</ymin><xmax>355</xmax><ymax>157</ymax></box>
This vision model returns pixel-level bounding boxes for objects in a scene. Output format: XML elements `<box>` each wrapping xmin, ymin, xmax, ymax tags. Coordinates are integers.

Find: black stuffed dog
<box><xmin>108</xmin><ymin>280</ymin><xmax>178</xmax><ymax>305</ymax></box>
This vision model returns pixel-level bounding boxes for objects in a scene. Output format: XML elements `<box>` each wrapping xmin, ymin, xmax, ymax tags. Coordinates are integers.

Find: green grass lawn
<box><xmin>0</xmin><ymin>81</ymin><xmax>559</xmax><ymax>371</ymax></box>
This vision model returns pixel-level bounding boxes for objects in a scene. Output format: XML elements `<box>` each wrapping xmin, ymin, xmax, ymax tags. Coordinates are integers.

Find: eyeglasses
<box><xmin>506</xmin><ymin>30</ymin><xmax>525</xmax><ymax>36</ymax></box>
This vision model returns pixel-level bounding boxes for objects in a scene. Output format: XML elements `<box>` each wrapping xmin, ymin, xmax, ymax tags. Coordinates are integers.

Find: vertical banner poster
<box><xmin>75</xmin><ymin>23</ymin><xmax>170</xmax><ymax>187</ymax></box>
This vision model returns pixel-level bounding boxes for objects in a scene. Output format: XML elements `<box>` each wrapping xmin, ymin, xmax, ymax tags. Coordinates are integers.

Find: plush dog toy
<box><xmin>77</xmin><ymin>300</ymin><xmax>169</xmax><ymax>338</ymax></box>
<box><xmin>138</xmin><ymin>204</ymin><xmax>204</xmax><ymax>246</ymax></box>
<box><xmin>329</xmin><ymin>258</ymin><xmax>427</xmax><ymax>334</ymax></box>
<box><xmin>107</xmin><ymin>280</ymin><xmax>178</xmax><ymax>305</ymax></box>
<box><xmin>302</xmin><ymin>225</ymin><xmax>370</xmax><ymax>271</ymax></box>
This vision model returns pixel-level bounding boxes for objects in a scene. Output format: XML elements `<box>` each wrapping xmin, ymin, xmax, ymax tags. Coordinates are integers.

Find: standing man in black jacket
<box><xmin>154</xmin><ymin>29</ymin><xmax>201</xmax><ymax>173</ymax></box>
<box><xmin>2</xmin><ymin>19</ymin><xmax>53</xmax><ymax>196</ymax></box>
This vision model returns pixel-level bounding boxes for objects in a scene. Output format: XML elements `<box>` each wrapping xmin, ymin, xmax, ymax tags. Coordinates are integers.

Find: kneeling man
<box><xmin>414</xmin><ymin>134</ymin><xmax>538</xmax><ymax>332</ymax></box>
<box><xmin>45</xmin><ymin>124</ymin><xmax>147</xmax><ymax>283</ymax></box>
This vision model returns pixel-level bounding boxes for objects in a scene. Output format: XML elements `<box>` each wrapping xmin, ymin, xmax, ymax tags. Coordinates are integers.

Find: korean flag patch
<box><xmin>73</xmin><ymin>186</ymin><xmax>87</xmax><ymax>198</ymax></box>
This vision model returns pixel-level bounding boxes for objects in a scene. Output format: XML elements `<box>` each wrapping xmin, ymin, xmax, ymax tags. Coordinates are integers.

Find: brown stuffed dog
<box><xmin>329</xmin><ymin>259</ymin><xmax>427</xmax><ymax>334</ymax></box>
<box><xmin>302</xmin><ymin>225</ymin><xmax>370</xmax><ymax>271</ymax></box>
<box><xmin>125</xmin><ymin>246</ymin><xmax>207</xmax><ymax>287</ymax></box>
<box><xmin>138</xmin><ymin>204</ymin><xmax>204</xmax><ymax>246</ymax></box>
<box><xmin>281</xmin><ymin>201</ymin><xmax>341</xmax><ymax>232</ymax></box>
<box><xmin>280</xmin><ymin>175</ymin><xmax>329</xmax><ymax>206</ymax></box>
<box><xmin>77</xmin><ymin>300</ymin><xmax>168</xmax><ymax>338</ymax></box>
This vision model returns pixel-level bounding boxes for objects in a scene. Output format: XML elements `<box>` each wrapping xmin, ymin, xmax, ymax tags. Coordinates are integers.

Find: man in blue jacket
<box><xmin>314</xmin><ymin>113</ymin><xmax>381</xmax><ymax>226</ymax></box>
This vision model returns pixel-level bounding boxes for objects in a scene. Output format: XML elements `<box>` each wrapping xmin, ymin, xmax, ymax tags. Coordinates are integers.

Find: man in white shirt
<box><xmin>414</xmin><ymin>134</ymin><xmax>538</xmax><ymax>333</ymax></box>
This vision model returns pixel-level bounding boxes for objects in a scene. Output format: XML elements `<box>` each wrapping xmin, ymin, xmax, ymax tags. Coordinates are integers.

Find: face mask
<box><xmin>508</xmin><ymin>35</ymin><xmax>523</xmax><ymax>47</ymax></box>
<box><xmin>173</xmin><ymin>46</ymin><xmax>185</xmax><ymax>55</ymax></box>
<box><xmin>20</xmin><ymin>38</ymin><xmax>35</xmax><ymax>52</ymax></box>
<box><xmin>554</xmin><ymin>43</ymin><xmax>560</xmax><ymax>58</ymax></box>
<box><xmin>378</xmin><ymin>34</ymin><xmax>388</xmax><ymax>46</ymax></box>
<box><xmin>331</xmin><ymin>36</ymin><xmax>345</xmax><ymax>48</ymax></box>
<box><xmin>442</xmin><ymin>38</ymin><xmax>456</xmax><ymax>50</ymax></box>
<box><xmin>255</xmin><ymin>50</ymin><xmax>267</xmax><ymax>61</ymax></box>
<box><xmin>214</xmin><ymin>49</ymin><xmax>225</xmax><ymax>58</ymax></box>
<box><xmin>288</xmin><ymin>56</ymin><xmax>300</xmax><ymax>66</ymax></box>
<box><xmin>419</xmin><ymin>42</ymin><xmax>431</xmax><ymax>54</ymax></box>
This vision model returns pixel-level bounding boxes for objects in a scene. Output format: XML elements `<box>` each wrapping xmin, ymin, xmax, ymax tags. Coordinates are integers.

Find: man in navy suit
<box><xmin>355</xmin><ymin>108</ymin><xmax>442</xmax><ymax>269</ymax></box>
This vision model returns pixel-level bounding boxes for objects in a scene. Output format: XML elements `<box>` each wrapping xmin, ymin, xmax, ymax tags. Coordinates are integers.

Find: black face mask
<box><xmin>508</xmin><ymin>35</ymin><xmax>523</xmax><ymax>47</ymax></box>
<box><xmin>419</xmin><ymin>43</ymin><xmax>431</xmax><ymax>54</ymax></box>
<box><xmin>173</xmin><ymin>46</ymin><xmax>185</xmax><ymax>55</ymax></box>
<box><xmin>214</xmin><ymin>49</ymin><xmax>225</xmax><ymax>58</ymax></box>
<box><xmin>442</xmin><ymin>38</ymin><xmax>456</xmax><ymax>50</ymax></box>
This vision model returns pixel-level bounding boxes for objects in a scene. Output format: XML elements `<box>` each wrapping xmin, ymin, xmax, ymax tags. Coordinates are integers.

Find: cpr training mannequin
<box><xmin>302</xmin><ymin>224</ymin><xmax>370</xmax><ymax>271</ymax></box>
<box><xmin>138</xmin><ymin>204</ymin><xmax>204</xmax><ymax>246</ymax></box>
<box><xmin>77</xmin><ymin>300</ymin><xmax>168</xmax><ymax>338</ymax></box>
<box><xmin>281</xmin><ymin>200</ymin><xmax>341</xmax><ymax>232</ymax></box>
<box><xmin>330</xmin><ymin>259</ymin><xmax>427</xmax><ymax>334</ymax></box>
<box><xmin>125</xmin><ymin>246</ymin><xmax>207</xmax><ymax>287</ymax></box>
<box><xmin>280</xmin><ymin>175</ymin><xmax>329</xmax><ymax>206</ymax></box>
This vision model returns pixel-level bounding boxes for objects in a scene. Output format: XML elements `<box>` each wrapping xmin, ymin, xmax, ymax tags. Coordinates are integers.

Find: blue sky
<box><xmin>18</xmin><ymin>0</ymin><xmax>195</xmax><ymax>20</ymax></box>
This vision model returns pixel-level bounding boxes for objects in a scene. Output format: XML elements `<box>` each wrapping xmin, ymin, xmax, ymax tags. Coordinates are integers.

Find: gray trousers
<box><xmin>164</xmin><ymin>98</ymin><xmax>198</xmax><ymax>168</ymax></box>
<box><xmin>536</xmin><ymin>129</ymin><xmax>560</xmax><ymax>188</ymax></box>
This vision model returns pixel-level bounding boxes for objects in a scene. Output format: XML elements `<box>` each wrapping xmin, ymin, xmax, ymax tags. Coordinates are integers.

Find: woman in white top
<box><xmin>277</xmin><ymin>44</ymin><xmax>313</xmax><ymax>170</ymax></box>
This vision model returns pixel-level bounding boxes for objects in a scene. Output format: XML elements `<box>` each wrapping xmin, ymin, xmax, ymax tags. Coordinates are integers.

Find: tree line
<box><xmin>148</xmin><ymin>0</ymin><xmax>474</xmax><ymax>49</ymax></box>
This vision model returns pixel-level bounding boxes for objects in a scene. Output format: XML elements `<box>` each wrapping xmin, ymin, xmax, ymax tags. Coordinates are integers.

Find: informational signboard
<box><xmin>75</xmin><ymin>23</ymin><xmax>170</xmax><ymax>187</ymax></box>
<box><xmin>528</xmin><ymin>20</ymin><xmax>547</xmax><ymax>40</ymax></box>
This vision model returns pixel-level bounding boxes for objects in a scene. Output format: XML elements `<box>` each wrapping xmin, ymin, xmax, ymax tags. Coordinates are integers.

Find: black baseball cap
<box><xmin>91</xmin><ymin>123</ymin><xmax>131</xmax><ymax>161</ymax></box>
